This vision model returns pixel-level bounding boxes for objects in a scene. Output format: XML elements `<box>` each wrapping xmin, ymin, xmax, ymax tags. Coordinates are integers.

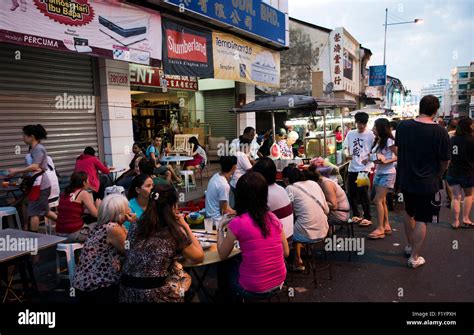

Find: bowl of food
<box><xmin>186</xmin><ymin>212</ymin><xmax>204</xmax><ymax>225</ymax></box>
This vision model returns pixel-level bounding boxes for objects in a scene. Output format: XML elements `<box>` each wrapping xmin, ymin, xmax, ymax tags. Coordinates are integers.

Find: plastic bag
<box><xmin>355</xmin><ymin>172</ymin><xmax>370</xmax><ymax>187</ymax></box>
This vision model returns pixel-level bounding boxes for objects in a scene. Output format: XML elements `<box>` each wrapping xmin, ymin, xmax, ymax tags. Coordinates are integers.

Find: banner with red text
<box><xmin>0</xmin><ymin>0</ymin><xmax>162</xmax><ymax>65</ymax></box>
<box><xmin>162</xmin><ymin>18</ymin><xmax>213</xmax><ymax>78</ymax></box>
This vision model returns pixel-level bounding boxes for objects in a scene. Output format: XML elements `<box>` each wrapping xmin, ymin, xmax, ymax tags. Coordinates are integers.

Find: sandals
<box><xmin>351</xmin><ymin>217</ymin><xmax>363</xmax><ymax>223</ymax></box>
<box><xmin>368</xmin><ymin>231</ymin><xmax>385</xmax><ymax>239</ymax></box>
<box><xmin>384</xmin><ymin>228</ymin><xmax>393</xmax><ymax>235</ymax></box>
<box><xmin>461</xmin><ymin>222</ymin><xmax>474</xmax><ymax>229</ymax></box>
<box><xmin>452</xmin><ymin>224</ymin><xmax>460</xmax><ymax>230</ymax></box>
<box><xmin>359</xmin><ymin>219</ymin><xmax>372</xmax><ymax>227</ymax></box>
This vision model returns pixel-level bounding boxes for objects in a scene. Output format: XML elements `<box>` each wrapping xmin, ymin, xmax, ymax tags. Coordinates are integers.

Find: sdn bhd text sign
<box><xmin>165</xmin><ymin>0</ymin><xmax>286</xmax><ymax>47</ymax></box>
<box><xmin>369</xmin><ymin>65</ymin><xmax>387</xmax><ymax>87</ymax></box>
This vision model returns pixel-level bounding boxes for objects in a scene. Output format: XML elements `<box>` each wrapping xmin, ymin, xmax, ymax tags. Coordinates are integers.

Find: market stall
<box><xmin>230</xmin><ymin>95</ymin><xmax>357</xmax><ymax>183</ymax></box>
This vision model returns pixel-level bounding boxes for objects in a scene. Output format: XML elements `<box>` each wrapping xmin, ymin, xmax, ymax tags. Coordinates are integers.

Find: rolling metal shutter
<box><xmin>0</xmin><ymin>43</ymin><xmax>100</xmax><ymax>179</ymax></box>
<box><xmin>204</xmin><ymin>89</ymin><xmax>237</xmax><ymax>140</ymax></box>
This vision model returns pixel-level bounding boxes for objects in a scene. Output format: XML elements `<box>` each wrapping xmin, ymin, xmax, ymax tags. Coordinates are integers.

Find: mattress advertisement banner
<box><xmin>0</xmin><ymin>0</ymin><xmax>162</xmax><ymax>65</ymax></box>
<box><xmin>162</xmin><ymin>18</ymin><xmax>214</xmax><ymax>78</ymax></box>
<box><xmin>212</xmin><ymin>32</ymin><xmax>280</xmax><ymax>87</ymax></box>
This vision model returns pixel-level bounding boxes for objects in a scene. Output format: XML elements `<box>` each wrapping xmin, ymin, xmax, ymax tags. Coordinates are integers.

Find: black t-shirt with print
<box><xmin>395</xmin><ymin>119</ymin><xmax>450</xmax><ymax>194</ymax></box>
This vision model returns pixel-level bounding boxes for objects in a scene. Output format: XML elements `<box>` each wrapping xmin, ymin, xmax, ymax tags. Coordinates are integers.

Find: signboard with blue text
<box><xmin>164</xmin><ymin>0</ymin><xmax>286</xmax><ymax>46</ymax></box>
<box><xmin>369</xmin><ymin>65</ymin><xmax>387</xmax><ymax>86</ymax></box>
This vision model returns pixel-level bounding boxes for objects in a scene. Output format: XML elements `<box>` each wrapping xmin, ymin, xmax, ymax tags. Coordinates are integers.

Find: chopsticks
<box><xmin>197</xmin><ymin>239</ymin><xmax>217</xmax><ymax>243</ymax></box>
<box><xmin>192</xmin><ymin>231</ymin><xmax>216</xmax><ymax>236</ymax></box>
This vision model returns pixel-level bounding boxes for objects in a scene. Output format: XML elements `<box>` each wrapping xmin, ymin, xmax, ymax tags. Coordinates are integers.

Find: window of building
<box><xmin>470</xmin><ymin>72</ymin><xmax>474</xmax><ymax>78</ymax></box>
<box><xmin>459</xmin><ymin>72</ymin><xmax>468</xmax><ymax>79</ymax></box>
<box><xmin>458</xmin><ymin>95</ymin><xmax>467</xmax><ymax>100</ymax></box>
<box><xmin>343</xmin><ymin>51</ymin><xmax>353</xmax><ymax>80</ymax></box>
<box><xmin>459</xmin><ymin>84</ymin><xmax>468</xmax><ymax>90</ymax></box>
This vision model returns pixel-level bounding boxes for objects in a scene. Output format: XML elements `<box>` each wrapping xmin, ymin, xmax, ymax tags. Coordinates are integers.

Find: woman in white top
<box><xmin>183</xmin><ymin>136</ymin><xmax>208</xmax><ymax>185</ymax></box>
<box><xmin>252</xmin><ymin>157</ymin><xmax>294</xmax><ymax>239</ymax></box>
<box><xmin>229</xmin><ymin>140</ymin><xmax>254</xmax><ymax>207</ymax></box>
<box><xmin>364</xmin><ymin>118</ymin><xmax>397</xmax><ymax>239</ymax></box>
<box><xmin>283</xmin><ymin>166</ymin><xmax>329</xmax><ymax>271</ymax></box>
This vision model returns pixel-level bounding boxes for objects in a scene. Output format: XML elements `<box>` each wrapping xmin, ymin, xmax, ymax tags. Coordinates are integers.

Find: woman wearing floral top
<box><xmin>277</xmin><ymin>131</ymin><xmax>299</xmax><ymax>159</ymax></box>
<box><xmin>119</xmin><ymin>184</ymin><xmax>204</xmax><ymax>303</ymax></box>
<box><xmin>73</xmin><ymin>194</ymin><xmax>135</xmax><ymax>303</ymax></box>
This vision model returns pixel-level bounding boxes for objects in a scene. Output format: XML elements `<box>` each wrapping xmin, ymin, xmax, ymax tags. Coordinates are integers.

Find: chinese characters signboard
<box><xmin>330</xmin><ymin>28</ymin><xmax>344</xmax><ymax>91</ymax></box>
<box><xmin>0</xmin><ymin>0</ymin><xmax>162</xmax><ymax>65</ymax></box>
<box><xmin>130</xmin><ymin>64</ymin><xmax>199</xmax><ymax>91</ymax></box>
<box><xmin>162</xmin><ymin>18</ymin><xmax>214</xmax><ymax>78</ymax></box>
<box><xmin>164</xmin><ymin>0</ymin><xmax>286</xmax><ymax>46</ymax></box>
<box><xmin>212</xmin><ymin>32</ymin><xmax>280</xmax><ymax>87</ymax></box>
<box><xmin>369</xmin><ymin>65</ymin><xmax>387</xmax><ymax>86</ymax></box>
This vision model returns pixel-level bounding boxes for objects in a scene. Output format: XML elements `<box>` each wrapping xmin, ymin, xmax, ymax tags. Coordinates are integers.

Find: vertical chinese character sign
<box><xmin>330</xmin><ymin>28</ymin><xmax>344</xmax><ymax>91</ymax></box>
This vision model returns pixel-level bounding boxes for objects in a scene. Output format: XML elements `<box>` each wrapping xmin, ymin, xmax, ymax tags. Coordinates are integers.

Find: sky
<box><xmin>289</xmin><ymin>0</ymin><xmax>474</xmax><ymax>95</ymax></box>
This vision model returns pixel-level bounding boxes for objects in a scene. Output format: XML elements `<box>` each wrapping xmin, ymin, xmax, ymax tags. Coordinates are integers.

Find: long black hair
<box><xmin>136</xmin><ymin>184</ymin><xmax>187</xmax><ymax>243</ymax></box>
<box><xmin>372</xmin><ymin>118</ymin><xmax>394</xmax><ymax>152</ymax></box>
<box><xmin>65</xmin><ymin>171</ymin><xmax>88</xmax><ymax>194</ymax></box>
<box><xmin>23</xmin><ymin>124</ymin><xmax>47</xmax><ymax>141</ymax></box>
<box><xmin>127</xmin><ymin>174</ymin><xmax>151</xmax><ymax>200</ymax></box>
<box><xmin>188</xmin><ymin>136</ymin><xmax>203</xmax><ymax>153</ymax></box>
<box><xmin>235</xmin><ymin>171</ymin><xmax>270</xmax><ymax>238</ymax></box>
<box><xmin>455</xmin><ymin>117</ymin><xmax>472</xmax><ymax>136</ymax></box>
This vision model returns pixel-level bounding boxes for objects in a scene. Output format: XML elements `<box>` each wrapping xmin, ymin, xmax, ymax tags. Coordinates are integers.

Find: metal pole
<box><xmin>271</xmin><ymin>112</ymin><xmax>276</xmax><ymax>144</ymax></box>
<box><xmin>323</xmin><ymin>109</ymin><xmax>327</xmax><ymax>158</ymax></box>
<box><xmin>383</xmin><ymin>8</ymin><xmax>388</xmax><ymax>66</ymax></box>
<box><xmin>383</xmin><ymin>8</ymin><xmax>388</xmax><ymax>109</ymax></box>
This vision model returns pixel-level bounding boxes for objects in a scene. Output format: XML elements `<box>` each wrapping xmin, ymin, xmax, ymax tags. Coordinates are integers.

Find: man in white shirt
<box><xmin>205</xmin><ymin>156</ymin><xmax>237</xmax><ymax>221</ymax></box>
<box><xmin>230</xmin><ymin>127</ymin><xmax>260</xmax><ymax>161</ymax></box>
<box><xmin>343</xmin><ymin>112</ymin><xmax>375</xmax><ymax>226</ymax></box>
<box><xmin>229</xmin><ymin>137</ymin><xmax>255</xmax><ymax>207</ymax></box>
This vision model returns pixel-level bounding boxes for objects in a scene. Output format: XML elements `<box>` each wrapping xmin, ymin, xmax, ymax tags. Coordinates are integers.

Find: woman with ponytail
<box><xmin>8</xmin><ymin>124</ymin><xmax>56</xmax><ymax>231</ymax></box>
<box><xmin>119</xmin><ymin>184</ymin><xmax>204</xmax><ymax>302</ymax></box>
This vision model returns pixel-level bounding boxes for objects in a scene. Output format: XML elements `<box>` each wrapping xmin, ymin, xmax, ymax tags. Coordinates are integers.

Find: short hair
<box><xmin>220</xmin><ymin>156</ymin><xmax>237</xmax><ymax>173</ymax></box>
<box><xmin>287</xmin><ymin>131</ymin><xmax>299</xmax><ymax>141</ymax></box>
<box><xmin>455</xmin><ymin>117</ymin><xmax>472</xmax><ymax>136</ymax></box>
<box><xmin>355</xmin><ymin>112</ymin><xmax>369</xmax><ymax>124</ymax></box>
<box><xmin>84</xmin><ymin>146</ymin><xmax>96</xmax><ymax>156</ymax></box>
<box><xmin>243</xmin><ymin>127</ymin><xmax>255</xmax><ymax>135</ymax></box>
<box><xmin>284</xmin><ymin>166</ymin><xmax>305</xmax><ymax>184</ymax></box>
<box><xmin>304</xmin><ymin>165</ymin><xmax>321</xmax><ymax>183</ymax></box>
<box><xmin>447</xmin><ymin>118</ymin><xmax>459</xmax><ymax>131</ymax></box>
<box><xmin>97</xmin><ymin>194</ymin><xmax>129</xmax><ymax>226</ymax></box>
<box><xmin>23</xmin><ymin>124</ymin><xmax>47</xmax><ymax>140</ymax></box>
<box><xmin>419</xmin><ymin>95</ymin><xmax>440</xmax><ymax>117</ymax></box>
<box><xmin>139</xmin><ymin>158</ymin><xmax>155</xmax><ymax>175</ymax></box>
<box><xmin>252</xmin><ymin>157</ymin><xmax>277</xmax><ymax>185</ymax></box>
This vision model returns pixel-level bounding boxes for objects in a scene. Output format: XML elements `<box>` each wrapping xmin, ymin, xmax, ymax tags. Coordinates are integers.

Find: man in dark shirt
<box><xmin>394</xmin><ymin>95</ymin><xmax>450</xmax><ymax>269</ymax></box>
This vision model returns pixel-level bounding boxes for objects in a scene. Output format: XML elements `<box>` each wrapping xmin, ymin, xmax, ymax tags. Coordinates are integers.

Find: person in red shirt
<box><xmin>74</xmin><ymin>147</ymin><xmax>110</xmax><ymax>195</ymax></box>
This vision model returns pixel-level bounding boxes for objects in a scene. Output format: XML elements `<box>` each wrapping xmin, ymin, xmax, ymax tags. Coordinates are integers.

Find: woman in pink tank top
<box><xmin>217</xmin><ymin>171</ymin><xmax>289</xmax><ymax>298</ymax></box>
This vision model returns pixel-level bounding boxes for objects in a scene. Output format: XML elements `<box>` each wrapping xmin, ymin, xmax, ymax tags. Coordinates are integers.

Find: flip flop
<box><xmin>384</xmin><ymin>228</ymin><xmax>393</xmax><ymax>235</ymax></box>
<box><xmin>368</xmin><ymin>232</ymin><xmax>385</xmax><ymax>239</ymax></box>
<box><xmin>351</xmin><ymin>217</ymin><xmax>363</xmax><ymax>223</ymax></box>
<box><xmin>451</xmin><ymin>224</ymin><xmax>460</xmax><ymax>230</ymax></box>
<box><xmin>461</xmin><ymin>223</ymin><xmax>474</xmax><ymax>229</ymax></box>
<box><xmin>359</xmin><ymin>219</ymin><xmax>372</xmax><ymax>227</ymax></box>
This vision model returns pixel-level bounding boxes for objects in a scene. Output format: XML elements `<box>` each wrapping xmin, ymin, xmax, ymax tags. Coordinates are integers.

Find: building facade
<box><xmin>451</xmin><ymin>63</ymin><xmax>474</xmax><ymax>118</ymax></box>
<box><xmin>420</xmin><ymin>79</ymin><xmax>451</xmax><ymax>116</ymax></box>
<box><xmin>0</xmin><ymin>0</ymin><xmax>289</xmax><ymax>177</ymax></box>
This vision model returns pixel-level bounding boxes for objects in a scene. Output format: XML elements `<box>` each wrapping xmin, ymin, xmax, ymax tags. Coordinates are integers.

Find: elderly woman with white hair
<box><xmin>73</xmin><ymin>194</ymin><xmax>136</xmax><ymax>303</ymax></box>
<box><xmin>277</xmin><ymin>130</ymin><xmax>299</xmax><ymax>159</ymax></box>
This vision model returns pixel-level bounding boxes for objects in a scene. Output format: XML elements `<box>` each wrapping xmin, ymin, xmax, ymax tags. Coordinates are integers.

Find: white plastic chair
<box><xmin>44</xmin><ymin>199</ymin><xmax>59</xmax><ymax>235</ymax></box>
<box><xmin>56</xmin><ymin>243</ymin><xmax>84</xmax><ymax>287</ymax></box>
<box><xmin>0</xmin><ymin>207</ymin><xmax>22</xmax><ymax>230</ymax></box>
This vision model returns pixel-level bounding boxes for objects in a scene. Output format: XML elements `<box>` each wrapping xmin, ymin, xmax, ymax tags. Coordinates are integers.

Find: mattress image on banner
<box><xmin>0</xmin><ymin>0</ymin><xmax>162</xmax><ymax>65</ymax></box>
<box><xmin>162</xmin><ymin>18</ymin><xmax>214</xmax><ymax>78</ymax></box>
<box><xmin>212</xmin><ymin>32</ymin><xmax>280</xmax><ymax>87</ymax></box>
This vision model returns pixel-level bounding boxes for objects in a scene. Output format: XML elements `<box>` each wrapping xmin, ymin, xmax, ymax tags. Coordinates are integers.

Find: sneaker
<box><xmin>408</xmin><ymin>256</ymin><xmax>426</xmax><ymax>268</ymax></box>
<box><xmin>404</xmin><ymin>246</ymin><xmax>412</xmax><ymax>257</ymax></box>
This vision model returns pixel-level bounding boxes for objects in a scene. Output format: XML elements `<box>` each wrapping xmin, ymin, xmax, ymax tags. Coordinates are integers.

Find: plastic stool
<box><xmin>0</xmin><ymin>207</ymin><xmax>22</xmax><ymax>230</ymax></box>
<box><xmin>56</xmin><ymin>243</ymin><xmax>83</xmax><ymax>286</ymax></box>
<box><xmin>180</xmin><ymin>170</ymin><xmax>196</xmax><ymax>192</ymax></box>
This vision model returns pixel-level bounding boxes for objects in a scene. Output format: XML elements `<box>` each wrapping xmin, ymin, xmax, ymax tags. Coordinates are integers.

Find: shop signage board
<box><xmin>164</xmin><ymin>0</ymin><xmax>286</xmax><ymax>46</ymax></box>
<box><xmin>129</xmin><ymin>64</ymin><xmax>199</xmax><ymax>91</ymax></box>
<box><xmin>0</xmin><ymin>0</ymin><xmax>162</xmax><ymax>65</ymax></box>
<box><xmin>162</xmin><ymin>18</ymin><xmax>214</xmax><ymax>78</ymax></box>
<box><xmin>212</xmin><ymin>32</ymin><xmax>280</xmax><ymax>87</ymax></box>
<box><xmin>369</xmin><ymin>65</ymin><xmax>387</xmax><ymax>86</ymax></box>
<box><xmin>329</xmin><ymin>28</ymin><xmax>344</xmax><ymax>91</ymax></box>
